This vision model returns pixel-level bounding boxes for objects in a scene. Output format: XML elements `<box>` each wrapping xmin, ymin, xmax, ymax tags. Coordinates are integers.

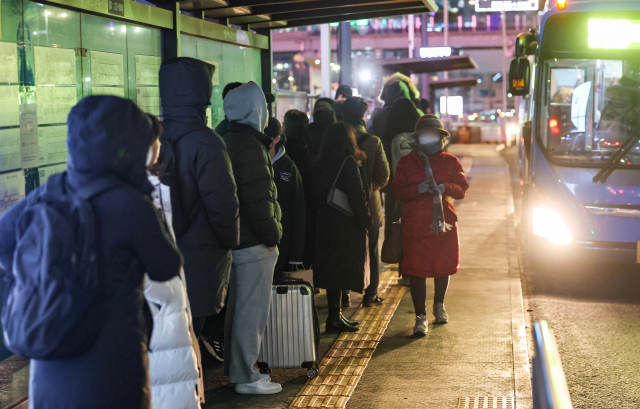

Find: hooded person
<box><xmin>158</xmin><ymin>58</ymin><xmax>240</xmax><ymax>358</ymax></box>
<box><xmin>368</xmin><ymin>72</ymin><xmax>423</xmax><ymax>139</ymax></box>
<box><xmin>0</xmin><ymin>96</ymin><xmax>182</xmax><ymax>408</ymax></box>
<box><xmin>391</xmin><ymin>114</ymin><xmax>469</xmax><ymax>336</ymax></box>
<box><xmin>221</xmin><ymin>81</ymin><xmax>283</xmax><ymax>395</ymax></box>
<box><xmin>265</xmin><ymin>117</ymin><xmax>306</xmax><ymax>281</ymax></box>
<box><xmin>343</xmin><ymin>97</ymin><xmax>390</xmax><ymax>307</ymax></box>
<box><xmin>213</xmin><ymin>81</ymin><xmax>243</xmax><ymax>136</ymax></box>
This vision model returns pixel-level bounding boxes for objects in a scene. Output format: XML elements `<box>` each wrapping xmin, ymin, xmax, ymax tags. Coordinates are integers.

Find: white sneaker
<box><xmin>433</xmin><ymin>302</ymin><xmax>449</xmax><ymax>324</ymax></box>
<box><xmin>235</xmin><ymin>378</ymin><xmax>282</xmax><ymax>395</ymax></box>
<box><xmin>229</xmin><ymin>373</ymin><xmax>270</xmax><ymax>388</ymax></box>
<box><xmin>413</xmin><ymin>314</ymin><xmax>428</xmax><ymax>336</ymax></box>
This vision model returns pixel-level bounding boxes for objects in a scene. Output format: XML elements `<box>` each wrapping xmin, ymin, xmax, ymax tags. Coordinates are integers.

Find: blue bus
<box><xmin>511</xmin><ymin>0</ymin><xmax>640</xmax><ymax>266</ymax></box>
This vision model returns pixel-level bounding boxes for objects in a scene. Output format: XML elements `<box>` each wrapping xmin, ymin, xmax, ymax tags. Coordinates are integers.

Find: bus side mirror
<box><xmin>509</xmin><ymin>58</ymin><xmax>531</xmax><ymax>96</ymax></box>
<box><xmin>523</xmin><ymin>120</ymin><xmax>532</xmax><ymax>159</ymax></box>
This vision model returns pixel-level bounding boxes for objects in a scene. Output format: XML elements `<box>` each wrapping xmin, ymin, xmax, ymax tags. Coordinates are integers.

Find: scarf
<box><xmin>421</xmin><ymin>154</ymin><xmax>447</xmax><ymax>235</ymax></box>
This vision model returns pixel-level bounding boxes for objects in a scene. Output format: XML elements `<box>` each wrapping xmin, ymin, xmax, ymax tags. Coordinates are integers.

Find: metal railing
<box><xmin>532</xmin><ymin>321</ymin><xmax>573</xmax><ymax>409</ymax></box>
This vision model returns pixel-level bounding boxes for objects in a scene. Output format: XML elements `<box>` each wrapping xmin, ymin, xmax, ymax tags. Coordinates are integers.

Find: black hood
<box><xmin>66</xmin><ymin>96</ymin><xmax>155</xmax><ymax>194</ymax></box>
<box><xmin>382</xmin><ymin>80</ymin><xmax>410</xmax><ymax>105</ymax></box>
<box><xmin>159</xmin><ymin>57</ymin><xmax>216</xmax><ymax>142</ymax></box>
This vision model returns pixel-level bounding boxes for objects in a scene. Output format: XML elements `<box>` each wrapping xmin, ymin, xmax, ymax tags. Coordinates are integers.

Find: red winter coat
<box><xmin>392</xmin><ymin>150</ymin><xmax>469</xmax><ymax>278</ymax></box>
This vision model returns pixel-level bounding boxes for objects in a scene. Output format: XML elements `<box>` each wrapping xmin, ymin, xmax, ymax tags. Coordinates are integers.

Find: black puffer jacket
<box><xmin>159</xmin><ymin>57</ymin><xmax>240</xmax><ymax>317</ymax></box>
<box><xmin>222</xmin><ymin>82</ymin><xmax>282</xmax><ymax>249</ymax></box>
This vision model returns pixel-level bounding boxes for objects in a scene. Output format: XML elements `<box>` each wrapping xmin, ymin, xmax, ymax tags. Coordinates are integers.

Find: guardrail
<box><xmin>532</xmin><ymin>321</ymin><xmax>573</xmax><ymax>409</ymax></box>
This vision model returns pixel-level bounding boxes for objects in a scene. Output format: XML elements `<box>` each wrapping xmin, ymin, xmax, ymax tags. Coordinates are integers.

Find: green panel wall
<box><xmin>180</xmin><ymin>33</ymin><xmax>263</xmax><ymax>131</ymax></box>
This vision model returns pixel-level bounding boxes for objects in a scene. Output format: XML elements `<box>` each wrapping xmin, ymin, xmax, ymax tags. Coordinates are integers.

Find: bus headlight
<box><xmin>532</xmin><ymin>207</ymin><xmax>573</xmax><ymax>244</ymax></box>
<box><xmin>531</xmin><ymin>184</ymin><xmax>573</xmax><ymax>244</ymax></box>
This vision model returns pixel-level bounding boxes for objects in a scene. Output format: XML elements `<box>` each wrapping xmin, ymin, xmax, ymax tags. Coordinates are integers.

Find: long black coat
<box><xmin>314</xmin><ymin>156</ymin><xmax>372</xmax><ymax>291</ymax></box>
<box><xmin>0</xmin><ymin>97</ymin><xmax>182</xmax><ymax>408</ymax></box>
<box><xmin>159</xmin><ymin>58</ymin><xmax>240</xmax><ymax>318</ymax></box>
<box><xmin>272</xmin><ymin>149</ymin><xmax>305</xmax><ymax>278</ymax></box>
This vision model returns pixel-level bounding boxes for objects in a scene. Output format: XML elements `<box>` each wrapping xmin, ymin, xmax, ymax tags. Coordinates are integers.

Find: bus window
<box><xmin>540</xmin><ymin>59</ymin><xmax>640</xmax><ymax>167</ymax></box>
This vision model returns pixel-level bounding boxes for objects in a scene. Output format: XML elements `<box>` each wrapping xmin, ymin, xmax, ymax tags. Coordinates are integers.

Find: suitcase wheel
<box><xmin>307</xmin><ymin>367</ymin><xmax>319</xmax><ymax>379</ymax></box>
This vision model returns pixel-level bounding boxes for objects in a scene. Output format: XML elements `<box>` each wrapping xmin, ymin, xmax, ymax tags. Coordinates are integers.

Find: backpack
<box><xmin>2</xmin><ymin>173</ymin><xmax>120</xmax><ymax>360</ymax></box>
<box><xmin>390</xmin><ymin>132</ymin><xmax>414</xmax><ymax>176</ymax></box>
<box><xmin>597</xmin><ymin>85</ymin><xmax>640</xmax><ymax>146</ymax></box>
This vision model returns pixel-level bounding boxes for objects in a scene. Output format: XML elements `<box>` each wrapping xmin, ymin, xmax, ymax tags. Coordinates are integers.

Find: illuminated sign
<box><xmin>588</xmin><ymin>19</ymin><xmax>640</xmax><ymax>49</ymax></box>
<box><xmin>419</xmin><ymin>47</ymin><xmax>452</xmax><ymax>59</ymax></box>
<box><xmin>440</xmin><ymin>96</ymin><xmax>464</xmax><ymax>116</ymax></box>
<box><xmin>475</xmin><ymin>0</ymin><xmax>537</xmax><ymax>12</ymax></box>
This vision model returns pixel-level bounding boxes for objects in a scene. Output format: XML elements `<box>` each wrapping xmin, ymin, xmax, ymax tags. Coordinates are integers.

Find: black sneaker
<box><xmin>201</xmin><ymin>334</ymin><xmax>224</xmax><ymax>362</ymax></box>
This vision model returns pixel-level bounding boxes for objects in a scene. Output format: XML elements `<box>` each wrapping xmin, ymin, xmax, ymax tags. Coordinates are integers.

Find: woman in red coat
<box><xmin>392</xmin><ymin>115</ymin><xmax>469</xmax><ymax>336</ymax></box>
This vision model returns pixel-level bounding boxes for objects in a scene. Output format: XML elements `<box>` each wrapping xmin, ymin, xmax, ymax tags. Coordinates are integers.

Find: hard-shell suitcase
<box><xmin>257</xmin><ymin>279</ymin><xmax>320</xmax><ymax>379</ymax></box>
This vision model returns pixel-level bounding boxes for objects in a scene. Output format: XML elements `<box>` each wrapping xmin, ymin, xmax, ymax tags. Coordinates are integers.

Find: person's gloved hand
<box><xmin>444</xmin><ymin>222</ymin><xmax>453</xmax><ymax>232</ymax></box>
<box><xmin>418</xmin><ymin>181</ymin><xmax>430</xmax><ymax>194</ymax></box>
<box><xmin>430</xmin><ymin>183</ymin><xmax>445</xmax><ymax>196</ymax></box>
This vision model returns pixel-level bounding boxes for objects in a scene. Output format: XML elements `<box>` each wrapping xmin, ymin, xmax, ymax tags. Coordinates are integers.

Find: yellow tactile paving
<box><xmin>290</xmin><ymin>270</ymin><xmax>407</xmax><ymax>408</ymax></box>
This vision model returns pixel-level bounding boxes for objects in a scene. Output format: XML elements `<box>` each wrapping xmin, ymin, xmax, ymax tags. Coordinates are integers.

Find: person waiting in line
<box><xmin>314</xmin><ymin>97</ymin><xmax>334</xmax><ymax>113</ymax></box>
<box><xmin>0</xmin><ymin>96</ymin><xmax>182</xmax><ymax>409</ymax></box>
<box><xmin>265</xmin><ymin>117</ymin><xmax>306</xmax><ymax>281</ymax></box>
<box><xmin>334</xmin><ymin>84</ymin><xmax>353</xmax><ymax>101</ymax></box>
<box><xmin>222</xmin><ymin>81</ymin><xmax>283</xmax><ymax>395</ymax></box>
<box><xmin>369</xmin><ymin>73</ymin><xmax>421</xmax><ymax>138</ymax></box>
<box><xmin>314</xmin><ymin>122</ymin><xmax>372</xmax><ymax>333</ymax></box>
<box><xmin>392</xmin><ymin>115</ymin><xmax>469</xmax><ymax>336</ymax></box>
<box><xmin>214</xmin><ymin>82</ymin><xmax>243</xmax><ymax>136</ymax></box>
<box><xmin>308</xmin><ymin>107</ymin><xmax>337</xmax><ymax>161</ymax></box>
<box><xmin>282</xmin><ymin>109</ymin><xmax>316</xmax><ymax>268</ymax></box>
<box><xmin>381</xmin><ymin>97</ymin><xmax>422</xmax><ymax>286</ymax></box>
<box><xmin>158</xmin><ymin>58</ymin><xmax>240</xmax><ymax>365</ymax></box>
<box><xmin>343</xmin><ymin>97</ymin><xmax>390</xmax><ymax>308</ymax></box>
<box><xmin>145</xmin><ymin>114</ymin><xmax>202</xmax><ymax>409</ymax></box>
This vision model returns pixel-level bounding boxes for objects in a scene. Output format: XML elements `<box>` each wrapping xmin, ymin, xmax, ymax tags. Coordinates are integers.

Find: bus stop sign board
<box><xmin>475</xmin><ymin>0</ymin><xmax>537</xmax><ymax>11</ymax></box>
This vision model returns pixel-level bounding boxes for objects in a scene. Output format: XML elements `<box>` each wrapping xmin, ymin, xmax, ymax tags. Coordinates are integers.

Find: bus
<box><xmin>510</xmin><ymin>0</ymin><xmax>640</xmax><ymax>266</ymax></box>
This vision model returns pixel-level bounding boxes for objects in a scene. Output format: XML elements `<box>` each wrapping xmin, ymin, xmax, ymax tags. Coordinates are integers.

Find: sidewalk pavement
<box><xmin>346</xmin><ymin>144</ymin><xmax>531</xmax><ymax>409</ymax></box>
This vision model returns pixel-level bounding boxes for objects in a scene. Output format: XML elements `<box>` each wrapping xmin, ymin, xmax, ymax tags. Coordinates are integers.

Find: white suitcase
<box><xmin>257</xmin><ymin>280</ymin><xmax>319</xmax><ymax>378</ymax></box>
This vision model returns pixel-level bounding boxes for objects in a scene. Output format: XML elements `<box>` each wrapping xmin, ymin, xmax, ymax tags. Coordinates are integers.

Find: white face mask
<box><xmin>145</xmin><ymin>146</ymin><xmax>154</xmax><ymax>167</ymax></box>
<box><xmin>419</xmin><ymin>134</ymin><xmax>440</xmax><ymax>145</ymax></box>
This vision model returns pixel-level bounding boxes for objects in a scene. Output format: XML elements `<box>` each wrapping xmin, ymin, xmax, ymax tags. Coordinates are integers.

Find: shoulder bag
<box><xmin>327</xmin><ymin>156</ymin><xmax>354</xmax><ymax>217</ymax></box>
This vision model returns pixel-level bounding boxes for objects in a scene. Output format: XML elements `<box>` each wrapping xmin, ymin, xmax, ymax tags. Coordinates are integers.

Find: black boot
<box><xmin>326</xmin><ymin>290</ymin><xmax>358</xmax><ymax>333</ymax></box>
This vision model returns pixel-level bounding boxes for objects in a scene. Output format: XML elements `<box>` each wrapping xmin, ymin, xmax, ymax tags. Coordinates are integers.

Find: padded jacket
<box><xmin>223</xmin><ymin>121</ymin><xmax>282</xmax><ymax>249</ymax></box>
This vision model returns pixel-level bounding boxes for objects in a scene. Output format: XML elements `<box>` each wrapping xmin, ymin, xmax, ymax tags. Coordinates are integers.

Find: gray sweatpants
<box><xmin>224</xmin><ymin>244</ymin><xmax>278</xmax><ymax>384</ymax></box>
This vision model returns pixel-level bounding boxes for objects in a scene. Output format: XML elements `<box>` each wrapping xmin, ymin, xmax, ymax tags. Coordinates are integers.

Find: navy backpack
<box><xmin>2</xmin><ymin>173</ymin><xmax>119</xmax><ymax>360</ymax></box>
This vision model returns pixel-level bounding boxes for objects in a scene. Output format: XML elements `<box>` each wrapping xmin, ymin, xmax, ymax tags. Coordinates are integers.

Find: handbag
<box><xmin>284</xmin><ymin>264</ymin><xmax>314</xmax><ymax>287</ymax></box>
<box><xmin>381</xmin><ymin>201</ymin><xmax>403</xmax><ymax>264</ymax></box>
<box><xmin>327</xmin><ymin>157</ymin><xmax>354</xmax><ymax>217</ymax></box>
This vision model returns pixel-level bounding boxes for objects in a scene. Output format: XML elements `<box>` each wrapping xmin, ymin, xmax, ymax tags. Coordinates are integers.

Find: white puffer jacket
<box><xmin>145</xmin><ymin>175</ymin><xmax>203</xmax><ymax>409</ymax></box>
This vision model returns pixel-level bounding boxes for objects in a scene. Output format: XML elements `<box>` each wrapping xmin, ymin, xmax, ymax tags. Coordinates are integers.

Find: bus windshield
<box><xmin>540</xmin><ymin>58</ymin><xmax>640</xmax><ymax>167</ymax></box>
